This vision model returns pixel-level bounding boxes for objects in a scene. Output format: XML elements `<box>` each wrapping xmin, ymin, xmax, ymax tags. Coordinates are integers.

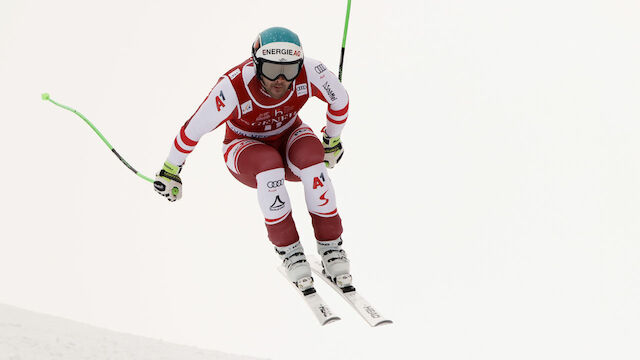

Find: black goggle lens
<box><xmin>260</xmin><ymin>61</ymin><xmax>301</xmax><ymax>81</ymax></box>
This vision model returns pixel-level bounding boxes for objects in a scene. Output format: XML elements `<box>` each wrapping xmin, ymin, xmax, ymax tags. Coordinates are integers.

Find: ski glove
<box><xmin>154</xmin><ymin>161</ymin><xmax>182</xmax><ymax>202</ymax></box>
<box><xmin>322</xmin><ymin>130</ymin><xmax>344</xmax><ymax>169</ymax></box>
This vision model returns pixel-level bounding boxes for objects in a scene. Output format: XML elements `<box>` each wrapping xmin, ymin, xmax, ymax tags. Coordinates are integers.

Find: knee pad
<box><xmin>256</xmin><ymin>168</ymin><xmax>292</xmax><ymax>225</ymax></box>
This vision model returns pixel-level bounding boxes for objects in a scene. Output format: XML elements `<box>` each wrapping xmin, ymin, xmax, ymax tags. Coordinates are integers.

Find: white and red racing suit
<box><xmin>164</xmin><ymin>57</ymin><xmax>349</xmax><ymax>247</ymax></box>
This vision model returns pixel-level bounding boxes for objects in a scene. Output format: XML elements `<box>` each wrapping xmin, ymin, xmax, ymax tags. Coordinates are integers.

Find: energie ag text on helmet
<box><xmin>262</xmin><ymin>49</ymin><xmax>302</xmax><ymax>57</ymax></box>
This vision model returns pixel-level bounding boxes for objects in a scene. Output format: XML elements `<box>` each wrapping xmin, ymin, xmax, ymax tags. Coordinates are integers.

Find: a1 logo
<box><xmin>313</xmin><ymin>173</ymin><xmax>326</xmax><ymax>189</ymax></box>
<box><xmin>216</xmin><ymin>90</ymin><xmax>226</xmax><ymax>111</ymax></box>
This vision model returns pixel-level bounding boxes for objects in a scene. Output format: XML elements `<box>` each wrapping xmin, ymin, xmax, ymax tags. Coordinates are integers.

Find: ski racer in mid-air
<box><xmin>153</xmin><ymin>27</ymin><xmax>352</xmax><ymax>292</ymax></box>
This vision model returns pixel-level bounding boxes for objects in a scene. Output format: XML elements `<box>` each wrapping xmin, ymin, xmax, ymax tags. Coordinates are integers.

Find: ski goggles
<box><xmin>259</xmin><ymin>60</ymin><xmax>303</xmax><ymax>81</ymax></box>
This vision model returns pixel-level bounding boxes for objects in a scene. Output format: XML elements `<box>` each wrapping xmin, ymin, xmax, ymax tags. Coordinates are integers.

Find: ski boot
<box><xmin>275</xmin><ymin>241</ymin><xmax>314</xmax><ymax>292</ymax></box>
<box><xmin>317</xmin><ymin>238</ymin><xmax>352</xmax><ymax>289</ymax></box>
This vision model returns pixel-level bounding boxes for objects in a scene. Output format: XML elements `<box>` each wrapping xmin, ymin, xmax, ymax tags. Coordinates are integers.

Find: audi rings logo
<box><xmin>267</xmin><ymin>179</ymin><xmax>284</xmax><ymax>188</ymax></box>
<box><xmin>315</xmin><ymin>64</ymin><xmax>327</xmax><ymax>74</ymax></box>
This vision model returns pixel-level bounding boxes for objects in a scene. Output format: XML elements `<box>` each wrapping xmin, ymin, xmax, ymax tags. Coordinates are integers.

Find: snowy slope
<box><xmin>0</xmin><ymin>303</ymin><xmax>263</xmax><ymax>360</ymax></box>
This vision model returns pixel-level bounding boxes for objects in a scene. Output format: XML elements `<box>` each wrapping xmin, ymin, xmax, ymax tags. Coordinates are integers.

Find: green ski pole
<box><xmin>41</xmin><ymin>93</ymin><xmax>153</xmax><ymax>183</ymax></box>
<box><xmin>338</xmin><ymin>0</ymin><xmax>352</xmax><ymax>82</ymax></box>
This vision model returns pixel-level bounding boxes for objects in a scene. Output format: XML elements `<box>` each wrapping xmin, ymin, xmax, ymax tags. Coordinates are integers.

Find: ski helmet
<box><xmin>252</xmin><ymin>27</ymin><xmax>304</xmax><ymax>82</ymax></box>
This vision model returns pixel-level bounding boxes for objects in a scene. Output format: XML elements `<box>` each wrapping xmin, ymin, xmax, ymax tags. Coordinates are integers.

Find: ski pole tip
<box><xmin>41</xmin><ymin>93</ymin><xmax>50</xmax><ymax>101</ymax></box>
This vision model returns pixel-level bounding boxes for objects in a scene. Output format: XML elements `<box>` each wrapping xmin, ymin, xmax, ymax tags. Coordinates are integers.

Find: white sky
<box><xmin>1</xmin><ymin>0</ymin><xmax>640</xmax><ymax>359</ymax></box>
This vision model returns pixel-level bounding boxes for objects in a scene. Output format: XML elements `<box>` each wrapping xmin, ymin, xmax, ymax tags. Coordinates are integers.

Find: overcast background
<box><xmin>1</xmin><ymin>0</ymin><xmax>640</xmax><ymax>359</ymax></box>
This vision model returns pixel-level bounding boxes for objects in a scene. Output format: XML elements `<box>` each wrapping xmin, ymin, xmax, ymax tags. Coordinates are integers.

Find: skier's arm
<box><xmin>154</xmin><ymin>76</ymin><xmax>239</xmax><ymax>201</ymax></box>
<box><xmin>305</xmin><ymin>58</ymin><xmax>349</xmax><ymax>168</ymax></box>
<box><xmin>305</xmin><ymin>58</ymin><xmax>349</xmax><ymax>138</ymax></box>
<box><xmin>167</xmin><ymin>76</ymin><xmax>239</xmax><ymax>166</ymax></box>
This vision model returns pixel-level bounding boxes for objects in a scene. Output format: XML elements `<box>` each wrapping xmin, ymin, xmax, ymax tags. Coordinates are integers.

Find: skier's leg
<box><xmin>223</xmin><ymin>138</ymin><xmax>298</xmax><ymax>246</ymax></box>
<box><xmin>286</xmin><ymin>125</ymin><xmax>351</xmax><ymax>285</ymax></box>
<box><xmin>223</xmin><ymin>138</ymin><xmax>312</xmax><ymax>287</ymax></box>
<box><xmin>285</xmin><ymin>125</ymin><xmax>343</xmax><ymax>241</ymax></box>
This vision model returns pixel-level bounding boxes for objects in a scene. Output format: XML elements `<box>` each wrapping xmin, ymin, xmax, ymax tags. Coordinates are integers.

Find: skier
<box><xmin>153</xmin><ymin>27</ymin><xmax>352</xmax><ymax>292</ymax></box>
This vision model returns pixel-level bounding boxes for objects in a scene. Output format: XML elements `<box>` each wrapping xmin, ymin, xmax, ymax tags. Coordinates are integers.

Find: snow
<box><xmin>0</xmin><ymin>303</ymin><xmax>261</xmax><ymax>360</ymax></box>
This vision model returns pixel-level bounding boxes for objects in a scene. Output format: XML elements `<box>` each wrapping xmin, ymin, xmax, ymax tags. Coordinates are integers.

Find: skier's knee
<box><xmin>288</xmin><ymin>137</ymin><xmax>324</xmax><ymax>170</ymax></box>
<box><xmin>239</xmin><ymin>145</ymin><xmax>284</xmax><ymax>175</ymax></box>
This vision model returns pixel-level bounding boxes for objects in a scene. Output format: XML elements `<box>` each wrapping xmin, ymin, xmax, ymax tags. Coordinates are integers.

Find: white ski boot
<box><xmin>317</xmin><ymin>238</ymin><xmax>352</xmax><ymax>288</ymax></box>
<box><xmin>275</xmin><ymin>241</ymin><xmax>314</xmax><ymax>291</ymax></box>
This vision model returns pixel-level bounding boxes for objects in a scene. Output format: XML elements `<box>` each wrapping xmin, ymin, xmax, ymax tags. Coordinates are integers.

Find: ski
<box><xmin>277</xmin><ymin>266</ymin><xmax>341</xmax><ymax>325</ymax></box>
<box><xmin>310</xmin><ymin>259</ymin><xmax>393</xmax><ymax>327</ymax></box>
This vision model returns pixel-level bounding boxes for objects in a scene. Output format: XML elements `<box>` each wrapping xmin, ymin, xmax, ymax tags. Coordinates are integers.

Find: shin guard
<box><xmin>256</xmin><ymin>168</ymin><xmax>298</xmax><ymax>246</ymax></box>
<box><xmin>298</xmin><ymin>163</ymin><xmax>343</xmax><ymax>240</ymax></box>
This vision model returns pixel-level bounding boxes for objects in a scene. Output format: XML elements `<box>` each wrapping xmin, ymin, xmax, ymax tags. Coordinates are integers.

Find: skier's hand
<box><xmin>154</xmin><ymin>161</ymin><xmax>183</xmax><ymax>202</ymax></box>
<box><xmin>322</xmin><ymin>130</ymin><xmax>344</xmax><ymax>169</ymax></box>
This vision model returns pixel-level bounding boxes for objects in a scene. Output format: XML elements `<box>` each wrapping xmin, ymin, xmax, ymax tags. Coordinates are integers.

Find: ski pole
<box><xmin>338</xmin><ymin>0</ymin><xmax>352</xmax><ymax>82</ymax></box>
<box><xmin>41</xmin><ymin>93</ymin><xmax>153</xmax><ymax>183</ymax></box>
